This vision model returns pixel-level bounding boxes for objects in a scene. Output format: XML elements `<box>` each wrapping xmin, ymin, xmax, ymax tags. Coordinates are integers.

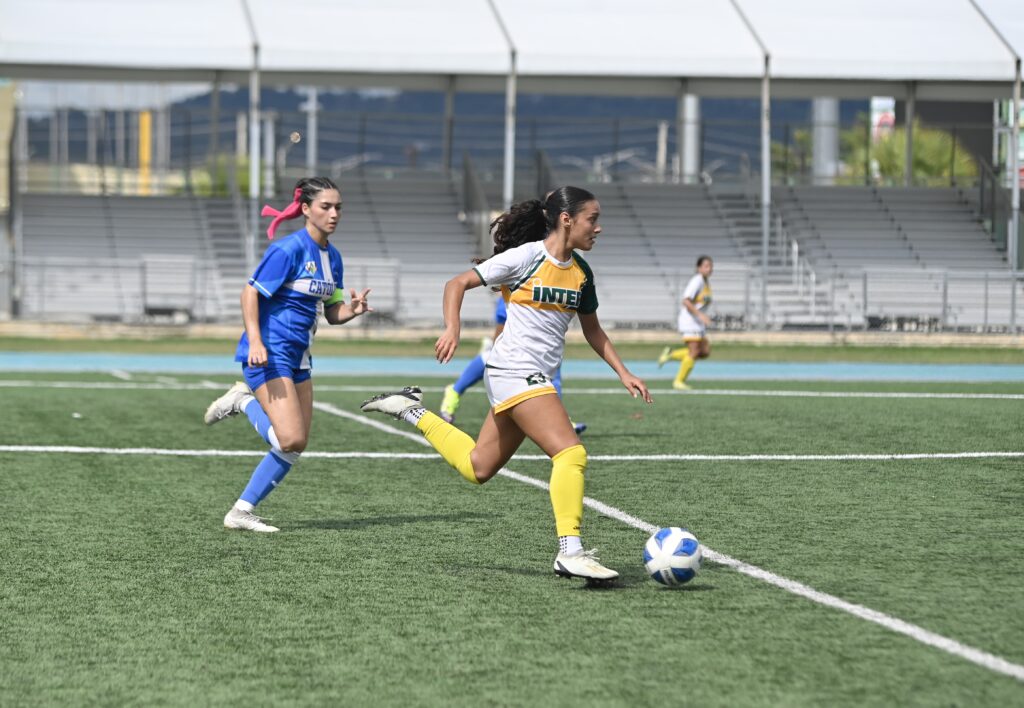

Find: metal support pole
<box><xmin>210</xmin><ymin>74</ymin><xmax>221</xmax><ymax>159</ymax></box>
<box><xmin>655</xmin><ymin>120</ymin><xmax>668</xmax><ymax>183</ymax></box>
<box><xmin>829</xmin><ymin>266</ymin><xmax>836</xmax><ymax>333</ymax></box>
<box><xmin>864</xmin><ymin>118</ymin><xmax>871</xmax><ymax>185</ymax></box>
<box><xmin>681</xmin><ymin>92</ymin><xmax>700</xmax><ymax>185</ymax></box>
<box><xmin>487</xmin><ymin>0</ymin><xmax>517</xmax><ymax>209</ymax></box>
<box><xmin>941</xmin><ymin>270</ymin><xmax>949</xmax><ymax>330</ymax></box>
<box><xmin>760</xmin><ymin>63</ymin><xmax>772</xmax><ymax>327</ymax></box>
<box><xmin>502</xmin><ymin>59</ymin><xmax>517</xmax><ymax>207</ymax></box>
<box><xmin>983</xmin><ymin>270</ymin><xmax>989</xmax><ymax>331</ymax></box>
<box><xmin>304</xmin><ymin>86</ymin><xmax>319</xmax><ymax>174</ymax></box>
<box><xmin>263</xmin><ymin>112</ymin><xmax>275</xmax><ymax>198</ymax></box>
<box><xmin>904</xmin><ymin>82</ymin><xmax>916</xmax><ymax>187</ymax></box>
<box><xmin>442</xmin><ymin>76</ymin><xmax>455</xmax><ymax>175</ymax></box>
<box><xmin>247</xmin><ymin>48</ymin><xmax>261</xmax><ymax>274</ymax></box>
<box><xmin>950</xmin><ymin>125</ymin><xmax>957</xmax><ymax>186</ymax></box>
<box><xmin>862</xmin><ymin>270</ymin><xmax>869</xmax><ymax>331</ymax></box>
<box><xmin>1010</xmin><ymin>61</ymin><xmax>1021</xmax><ymax>270</ymax></box>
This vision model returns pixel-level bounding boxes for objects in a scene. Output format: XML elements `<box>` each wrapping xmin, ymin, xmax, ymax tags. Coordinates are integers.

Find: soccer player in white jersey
<box><xmin>203</xmin><ymin>177</ymin><xmax>372</xmax><ymax>532</ymax></box>
<box><xmin>658</xmin><ymin>255</ymin><xmax>713</xmax><ymax>390</ymax></box>
<box><xmin>362</xmin><ymin>186</ymin><xmax>652</xmax><ymax>584</ymax></box>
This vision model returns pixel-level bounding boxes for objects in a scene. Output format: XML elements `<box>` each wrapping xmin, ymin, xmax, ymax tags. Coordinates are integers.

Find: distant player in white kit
<box><xmin>658</xmin><ymin>255</ymin><xmax>713</xmax><ymax>390</ymax></box>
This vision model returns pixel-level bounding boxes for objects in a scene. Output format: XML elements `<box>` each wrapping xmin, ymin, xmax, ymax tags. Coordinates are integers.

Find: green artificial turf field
<box><xmin>1</xmin><ymin>372</ymin><xmax>1022</xmax><ymax>706</ymax></box>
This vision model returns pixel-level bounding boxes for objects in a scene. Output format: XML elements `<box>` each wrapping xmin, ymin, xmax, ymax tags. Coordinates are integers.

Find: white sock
<box><xmin>559</xmin><ymin>535</ymin><xmax>583</xmax><ymax>555</ymax></box>
<box><xmin>400</xmin><ymin>406</ymin><xmax>427</xmax><ymax>425</ymax></box>
<box><xmin>234</xmin><ymin>500</ymin><xmax>255</xmax><ymax>513</ymax></box>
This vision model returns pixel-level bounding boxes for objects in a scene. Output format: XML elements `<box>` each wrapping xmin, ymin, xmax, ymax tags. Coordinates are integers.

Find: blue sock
<box><xmin>453</xmin><ymin>355</ymin><xmax>486</xmax><ymax>395</ymax></box>
<box><xmin>244</xmin><ymin>399</ymin><xmax>274</xmax><ymax>446</ymax></box>
<box><xmin>553</xmin><ymin>367</ymin><xmax>563</xmax><ymax>397</ymax></box>
<box><xmin>239</xmin><ymin>451</ymin><xmax>295</xmax><ymax>506</ymax></box>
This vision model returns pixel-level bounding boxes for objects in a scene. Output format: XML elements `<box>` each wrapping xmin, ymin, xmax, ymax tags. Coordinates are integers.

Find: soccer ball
<box><xmin>643</xmin><ymin>527</ymin><xmax>702</xmax><ymax>586</ymax></box>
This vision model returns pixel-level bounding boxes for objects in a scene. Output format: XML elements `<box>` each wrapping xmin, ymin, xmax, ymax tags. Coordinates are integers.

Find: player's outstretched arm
<box><xmin>435</xmin><ymin>269</ymin><xmax>484</xmax><ymax>364</ymax></box>
<box><xmin>325</xmin><ymin>288</ymin><xmax>373</xmax><ymax>325</ymax></box>
<box><xmin>579</xmin><ymin>312</ymin><xmax>652</xmax><ymax>403</ymax></box>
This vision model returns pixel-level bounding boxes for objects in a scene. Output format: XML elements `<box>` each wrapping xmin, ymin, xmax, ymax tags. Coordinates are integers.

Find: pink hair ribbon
<box><xmin>261</xmin><ymin>188</ymin><xmax>303</xmax><ymax>239</ymax></box>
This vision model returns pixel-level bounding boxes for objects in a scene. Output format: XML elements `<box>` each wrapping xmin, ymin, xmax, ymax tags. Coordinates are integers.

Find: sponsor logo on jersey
<box><xmin>308</xmin><ymin>279</ymin><xmax>334</xmax><ymax>296</ymax></box>
<box><xmin>530</xmin><ymin>284</ymin><xmax>582</xmax><ymax>309</ymax></box>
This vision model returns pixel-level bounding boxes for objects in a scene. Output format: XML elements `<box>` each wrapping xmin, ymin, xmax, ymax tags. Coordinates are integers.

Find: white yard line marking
<box><xmin>8</xmin><ymin>434</ymin><xmax>1024</xmax><ymax>680</ymax></box>
<box><xmin>109</xmin><ymin>369</ymin><xmax>133</xmax><ymax>381</ymax></box>
<box><xmin>314</xmin><ymin>409</ymin><xmax>1024</xmax><ymax>684</ymax></box>
<box><xmin>1</xmin><ymin>379</ymin><xmax>1023</xmax><ymax>400</ymax></box>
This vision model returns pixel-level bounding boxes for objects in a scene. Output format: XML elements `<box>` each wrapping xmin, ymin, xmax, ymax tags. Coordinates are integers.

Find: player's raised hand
<box><xmin>349</xmin><ymin>288</ymin><xmax>373</xmax><ymax>316</ymax></box>
<box><xmin>621</xmin><ymin>372</ymin><xmax>652</xmax><ymax>403</ymax></box>
<box><xmin>435</xmin><ymin>327</ymin><xmax>460</xmax><ymax>364</ymax></box>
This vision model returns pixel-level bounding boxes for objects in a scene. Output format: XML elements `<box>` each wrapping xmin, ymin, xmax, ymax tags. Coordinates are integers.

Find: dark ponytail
<box><xmin>488</xmin><ymin>185</ymin><xmax>596</xmax><ymax>256</ymax></box>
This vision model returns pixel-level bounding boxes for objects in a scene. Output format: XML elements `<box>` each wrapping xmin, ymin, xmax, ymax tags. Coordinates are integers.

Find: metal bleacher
<box><xmin>16</xmin><ymin>177</ymin><xmax>1018</xmax><ymax>331</ymax></box>
<box><xmin>20</xmin><ymin>194</ymin><xmax>223</xmax><ymax>322</ymax></box>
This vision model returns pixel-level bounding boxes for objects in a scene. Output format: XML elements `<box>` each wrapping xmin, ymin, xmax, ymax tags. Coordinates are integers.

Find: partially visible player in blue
<box><xmin>203</xmin><ymin>176</ymin><xmax>373</xmax><ymax>532</ymax></box>
<box><xmin>440</xmin><ymin>297</ymin><xmax>587</xmax><ymax>434</ymax></box>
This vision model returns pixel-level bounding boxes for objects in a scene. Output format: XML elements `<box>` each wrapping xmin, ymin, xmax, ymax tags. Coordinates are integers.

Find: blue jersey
<box><xmin>235</xmin><ymin>228</ymin><xmax>345</xmax><ymax>370</ymax></box>
<box><xmin>495</xmin><ymin>297</ymin><xmax>507</xmax><ymax>326</ymax></box>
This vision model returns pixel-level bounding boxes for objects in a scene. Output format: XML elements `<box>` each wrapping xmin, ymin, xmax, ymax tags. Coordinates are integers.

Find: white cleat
<box><xmin>554</xmin><ymin>549</ymin><xmax>620</xmax><ymax>583</ymax></box>
<box><xmin>360</xmin><ymin>386</ymin><xmax>423</xmax><ymax>418</ymax></box>
<box><xmin>204</xmin><ymin>381</ymin><xmax>253</xmax><ymax>425</ymax></box>
<box><xmin>223</xmin><ymin>507</ymin><xmax>279</xmax><ymax>533</ymax></box>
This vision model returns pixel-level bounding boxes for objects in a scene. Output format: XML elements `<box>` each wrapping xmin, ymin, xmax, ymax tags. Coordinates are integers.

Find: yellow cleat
<box><xmin>657</xmin><ymin>346</ymin><xmax>672</xmax><ymax>368</ymax></box>
<box><xmin>672</xmin><ymin>380</ymin><xmax>692</xmax><ymax>391</ymax></box>
<box><xmin>439</xmin><ymin>384</ymin><xmax>461</xmax><ymax>423</ymax></box>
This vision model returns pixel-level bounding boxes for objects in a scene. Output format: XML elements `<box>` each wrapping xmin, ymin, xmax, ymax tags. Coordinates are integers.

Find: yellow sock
<box><xmin>550</xmin><ymin>444</ymin><xmax>586</xmax><ymax>537</ymax></box>
<box><xmin>675</xmin><ymin>352</ymin><xmax>695</xmax><ymax>385</ymax></box>
<box><xmin>669</xmin><ymin>347</ymin><xmax>688</xmax><ymax>361</ymax></box>
<box><xmin>415</xmin><ymin>410</ymin><xmax>480</xmax><ymax>485</ymax></box>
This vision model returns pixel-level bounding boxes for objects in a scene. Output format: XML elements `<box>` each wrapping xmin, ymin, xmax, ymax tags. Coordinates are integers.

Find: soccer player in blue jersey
<box><xmin>203</xmin><ymin>177</ymin><xmax>372</xmax><ymax>532</ymax></box>
<box><xmin>439</xmin><ymin>297</ymin><xmax>587</xmax><ymax>435</ymax></box>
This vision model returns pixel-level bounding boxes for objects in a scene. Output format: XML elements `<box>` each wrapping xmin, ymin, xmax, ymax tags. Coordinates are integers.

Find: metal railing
<box><xmin>461</xmin><ymin>153</ymin><xmax>491</xmax><ymax>258</ymax></box>
<box><xmin>5</xmin><ymin>253</ymin><xmax>1021</xmax><ymax>334</ymax></box>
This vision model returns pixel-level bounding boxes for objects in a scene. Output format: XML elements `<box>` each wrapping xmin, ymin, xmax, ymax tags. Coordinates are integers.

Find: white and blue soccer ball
<box><xmin>643</xmin><ymin>527</ymin><xmax>702</xmax><ymax>586</ymax></box>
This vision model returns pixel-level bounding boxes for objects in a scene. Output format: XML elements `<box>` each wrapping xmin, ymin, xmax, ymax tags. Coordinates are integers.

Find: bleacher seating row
<box><xmin>15</xmin><ymin>176</ymin><xmax>1020</xmax><ymax>330</ymax></box>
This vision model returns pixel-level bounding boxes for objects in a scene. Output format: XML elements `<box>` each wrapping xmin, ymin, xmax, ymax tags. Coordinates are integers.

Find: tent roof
<box><xmin>0</xmin><ymin>0</ymin><xmax>1020</xmax><ymax>99</ymax></box>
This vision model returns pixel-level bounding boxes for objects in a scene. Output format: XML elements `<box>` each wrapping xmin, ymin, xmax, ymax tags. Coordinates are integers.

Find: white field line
<box><xmin>3</xmin><ymin>445</ymin><xmax>1022</xmax><ymax>464</ymax></box>
<box><xmin>5</xmin><ymin>443</ymin><xmax>1024</xmax><ymax>680</ymax></box>
<box><xmin>1</xmin><ymin>378</ymin><xmax>1023</xmax><ymax>400</ymax></box>
<box><xmin>5</xmin><ymin>385</ymin><xmax>1024</xmax><ymax>679</ymax></box>
<box><xmin>109</xmin><ymin>369</ymin><xmax>133</xmax><ymax>381</ymax></box>
<box><xmin>313</xmin><ymin>407</ymin><xmax>1024</xmax><ymax>684</ymax></box>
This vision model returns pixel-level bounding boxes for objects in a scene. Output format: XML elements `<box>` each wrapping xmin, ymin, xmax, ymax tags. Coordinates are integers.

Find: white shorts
<box><xmin>677</xmin><ymin>311</ymin><xmax>707</xmax><ymax>340</ymax></box>
<box><xmin>483</xmin><ymin>367</ymin><xmax>558</xmax><ymax>414</ymax></box>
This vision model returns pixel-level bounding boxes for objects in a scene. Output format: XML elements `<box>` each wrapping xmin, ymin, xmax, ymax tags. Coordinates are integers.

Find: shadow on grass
<box><xmin>292</xmin><ymin>512</ymin><xmax>490</xmax><ymax>531</ymax></box>
<box><xmin>449</xmin><ymin>564</ymin><xmax>717</xmax><ymax>592</ymax></box>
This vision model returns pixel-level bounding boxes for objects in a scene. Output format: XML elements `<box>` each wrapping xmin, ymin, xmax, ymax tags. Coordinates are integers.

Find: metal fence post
<box><xmin>743</xmin><ymin>271</ymin><xmax>751</xmax><ymax>329</ymax></box>
<box><xmin>983</xmin><ymin>270</ymin><xmax>989</xmax><ymax>332</ymax></box>
<box><xmin>941</xmin><ymin>270</ymin><xmax>948</xmax><ymax>331</ymax></box>
<box><xmin>829</xmin><ymin>266</ymin><xmax>836</xmax><ymax>334</ymax></box>
<box><xmin>862</xmin><ymin>270</ymin><xmax>868</xmax><ymax>331</ymax></box>
<box><xmin>1012</xmin><ymin>271</ymin><xmax>1019</xmax><ymax>334</ymax></box>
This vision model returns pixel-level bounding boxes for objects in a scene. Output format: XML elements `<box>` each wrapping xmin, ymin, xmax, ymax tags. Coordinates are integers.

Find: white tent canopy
<box><xmin>0</xmin><ymin>0</ymin><xmax>1019</xmax><ymax>97</ymax></box>
<box><xmin>2</xmin><ymin>0</ymin><xmax>1021</xmax><ymax>274</ymax></box>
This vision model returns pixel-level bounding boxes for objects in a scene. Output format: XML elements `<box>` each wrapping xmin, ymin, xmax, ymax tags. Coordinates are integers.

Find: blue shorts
<box><xmin>243</xmin><ymin>363</ymin><xmax>312</xmax><ymax>391</ymax></box>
